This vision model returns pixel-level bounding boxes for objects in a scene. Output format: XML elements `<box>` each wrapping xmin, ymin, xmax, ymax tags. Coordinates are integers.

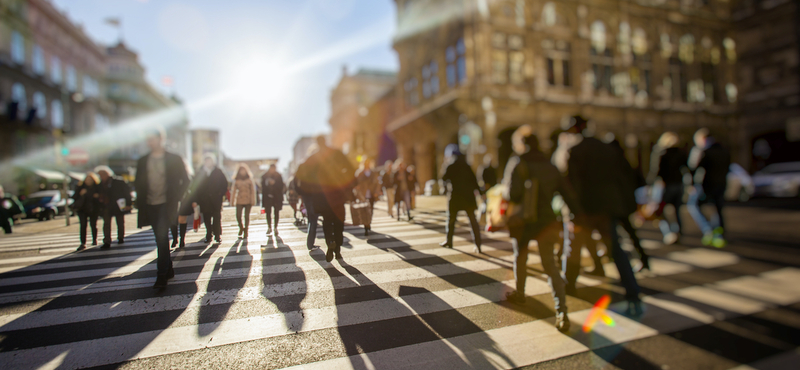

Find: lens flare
<box><xmin>582</xmin><ymin>294</ymin><xmax>615</xmax><ymax>333</ymax></box>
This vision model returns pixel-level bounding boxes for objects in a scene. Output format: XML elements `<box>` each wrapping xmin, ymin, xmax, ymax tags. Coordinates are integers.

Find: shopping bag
<box><xmin>350</xmin><ymin>201</ymin><xmax>372</xmax><ymax>226</ymax></box>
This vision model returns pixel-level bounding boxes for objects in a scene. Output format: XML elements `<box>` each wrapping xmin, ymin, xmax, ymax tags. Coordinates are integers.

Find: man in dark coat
<box><xmin>0</xmin><ymin>185</ymin><xmax>24</xmax><ymax>234</ymax></box>
<box><xmin>194</xmin><ymin>154</ymin><xmax>228</xmax><ymax>244</ymax></box>
<box><xmin>562</xmin><ymin>115</ymin><xmax>642</xmax><ymax>315</ymax></box>
<box><xmin>687</xmin><ymin>128</ymin><xmax>731</xmax><ymax>247</ymax></box>
<box><xmin>296</xmin><ymin>155</ymin><xmax>322</xmax><ymax>251</ymax></box>
<box><xmin>96</xmin><ymin>166</ymin><xmax>132</xmax><ymax>249</ymax></box>
<box><xmin>477</xmin><ymin>154</ymin><xmax>498</xmax><ymax>193</ymax></box>
<box><xmin>304</xmin><ymin>136</ymin><xmax>355</xmax><ymax>262</ymax></box>
<box><xmin>134</xmin><ymin>128</ymin><xmax>190</xmax><ymax>289</ymax></box>
<box><xmin>440</xmin><ymin>144</ymin><xmax>482</xmax><ymax>252</ymax></box>
<box><xmin>261</xmin><ymin>164</ymin><xmax>285</xmax><ymax>236</ymax></box>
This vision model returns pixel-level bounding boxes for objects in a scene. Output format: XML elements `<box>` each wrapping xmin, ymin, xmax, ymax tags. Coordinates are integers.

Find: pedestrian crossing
<box><xmin>0</xmin><ymin>203</ymin><xmax>798</xmax><ymax>369</ymax></box>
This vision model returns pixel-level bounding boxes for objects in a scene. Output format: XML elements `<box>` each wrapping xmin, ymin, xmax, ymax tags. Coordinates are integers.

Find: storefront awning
<box><xmin>68</xmin><ymin>172</ymin><xmax>86</xmax><ymax>181</ymax></box>
<box><xmin>32</xmin><ymin>169</ymin><xmax>68</xmax><ymax>182</ymax></box>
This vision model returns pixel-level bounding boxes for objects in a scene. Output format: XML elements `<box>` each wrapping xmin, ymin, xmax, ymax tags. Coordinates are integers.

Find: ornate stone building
<box><xmin>389</xmin><ymin>0</ymin><xmax>738</xmax><ymax>185</ymax></box>
<box><xmin>328</xmin><ymin>66</ymin><xmax>396</xmax><ymax>164</ymax></box>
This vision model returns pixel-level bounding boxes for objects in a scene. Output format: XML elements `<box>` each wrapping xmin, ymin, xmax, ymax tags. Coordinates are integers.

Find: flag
<box><xmin>161</xmin><ymin>76</ymin><xmax>174</xmax><ymax>87</ymax></box>
<box><xmin>105</xmin><ymin>18</ymin><xmax>121</xmax><ymax>27</ymax></box>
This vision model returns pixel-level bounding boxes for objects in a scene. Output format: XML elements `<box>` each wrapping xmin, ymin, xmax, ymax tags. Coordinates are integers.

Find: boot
<box><xmin>555</xmin><ymin>312</ymin><xmax>571</xmax><ymax>333</ymax></box>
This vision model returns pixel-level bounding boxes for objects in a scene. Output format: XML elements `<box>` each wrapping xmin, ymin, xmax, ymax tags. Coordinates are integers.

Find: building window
<box><xmin>11</xmin><ymin>31</ymin><xmax>25</xmax><ymax>64</ymax></box>
<box><xmin>446</xmin><ymin>38</ymin><xmax>468</xmax><ymax>87</ymax></box>
<box><xmin>562</xmin><ymin>60</ymin><xmax>571</xmax><ymax>86</ymax></box>
<box><xmin>632</xmin><ymin>28</ymin><xmax>648</xmax><ymax>56</ymax></box>
<box><xmin>660</xmin><ymin>33</ymin><xmax>673</xmax><ymax>59</ymax></box>
<box><xmin>590</xmin><ymin>21</ymin><xmax>606</xmax><ymax>53</ymax></box>
<box><xmin>12</xmin><ymin>83</ymin><xmax>27</xmax><ymax>116</ymax></box>
<box><xmin>492</xmin><ymin>32</ymin><xmax>506</xmax><ymax>48</ymax></box>
<box><xmin>669</xmin><ymin>57</ymin><xmax>687</xmax><ymax>101</ymax></box>
<box><xmin>492</xmin><ymin>50</ymin><xmax>508</xmax><ymax>84</ymax></box>
<box><xmin>405</xmin><ymin>78</ymin><xmax>419</xmax><ymax>107</ymax></box>
<box><xmin>422</xmin><ymin>60</ymin><xmax>439</xmax><ymax>98</ymax></box>
<box><xmin>542</xmin><ymin>2</ymin><xmax>556</xmax><ymax>27</ymax></box>
<box><xmin>590</xmin><ymin>48</ymin><xmax>613</xmax><ymax>91</ymax></box>
<box><xmin>723</xmin><ymin>37</ymin><xmax>736</xmax><ymax>63</ymax></box>
<box><xmin>66</xmin><ymin>65</ymin><xmax>77</xmax><ymax>91</ymax></box>
<box><xmin>618</xmin><ymin>22</ymin><xmax>631</xmax><ymax>56</ymax></box>
<box><xmin>51</xmin><ymin>56</ymin><xmax>62</xmax><ymax>84</ymax></box>
<box><xmin>83</xmin><ymin>75</ymin><xmax>99</xmax><ymax>98</ymax></box>
<box><xmin>51</xmin><ymin>100</ymin><xmax>64</xmax><ymax>129</ymax></box>
<box><xmin>701</xmin><ymin>62</ymin><xmax>718</xmax><ymax>103</ymax></box>
<box><xmin>509</xmin><ymin>51</ymin><xmax>525</xmax><ymax>85</ymax></box>
<box><xmin>545</xmin><ymin>40</ymin><xmax>571</xmax><ymax>87</ymax></box>
<box><xmin>33</xmin><ymin>92</ymin><xmax>46</xmax><ymax>119</ymax></box>
<box><xmin>679</xmin><ymin>34</ymin><xmax>695</xmax><ymax>64</ymax></box>
<box><xmin>32</xmin><ymin>45</ymin><xmax>45</xmax><ymax>75</ymax></box>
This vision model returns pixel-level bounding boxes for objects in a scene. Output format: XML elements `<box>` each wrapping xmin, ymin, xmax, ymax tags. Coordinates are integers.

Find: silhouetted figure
<box><xmin>195</xmin><ymin>154</ymin><xmax>228</xmax><ymax>244</ymax></box>
<box><xmin>305</xmin><ymin>136</ymin><xmax>355</xmax><ymax>262</ymax></box>
<box><xmin>393</xmin><ymin>160</ymin><xmax>414</xmax><ymax>221</ymax></box>
<box><xmin>687</xmin><ymin>128</ymin><xmax>731</xmax><ymax>247</ymax></box>
<box><xmin>232</xmin><ymin>163</ymin><xmax>257</xmax><ymax>239</ymax></box>
<box><xmin>261</xmin><ymin>164</ymin><xmax>285</xmax><ymax>236</ymax></box>
<box><xmin>134</xmin><ymin>128</ymin><xmax>190</xmax><ymax>289</ymax></box>
<box><xmin>73</xmin><ymin>172</ymin><xmax>101</xmax><ymax>251</ymax></box>
<box><xmin>502</xmin><ymin>126</ymin><xmax>582</xmax><ymax>332</ymax></box>
<box><xmin>286</xmin><ymin>176</ymin><xmax>302</xmax><ymax>225</ymax></box>
<box><xmin>171</xmin><ymin>158</ymin><xmax>195</xmax><ymax>249</ymax></box>
<box><xmin>296</xmin><ymin>151</ymin><xmax>321</xmax><ymax>251</ymax></box>
<box><xmin>0</xmin><ymin>185</ymin><xmax>24</xmax><ymax>234</ymax></box>
<box><xmin>608</xmin><ymin>137</ymin><xmax>649</xmax><ymax>271</ymax></box>
<box><xmin>95</xmin><ymin>166</ymin><xmax>131</xmax><ymax>249</ymax></box>
<box><xmin>561</xmin><ymin>115</ymin><xmax>643</xmax><ymax>315</ymax></box>
<box><xmin>440</xmin><ymin>144</ymin><xmax>482</xmax><ymax>252</ymax></box>
<box><xmin>477</xmin><ymin>153</ymin><xmax>498</xmax><ymax>193</ymax></box>
<box><xmin>354</xmin><ymin>158</ymin><xmax>379</xmax><ymax>235</ymax></box>
<box><xmin>380</xmin><ymin>160</ymin><xmax>395</xmax><ymax>217</ymax></box>
<box><xmin>648</xmin><ymin>131</ymin><xmax>688</xmax><ymax>245</ymax></box>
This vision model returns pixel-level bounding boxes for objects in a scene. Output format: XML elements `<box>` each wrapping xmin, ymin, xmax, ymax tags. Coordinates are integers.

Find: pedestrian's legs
<box><xmin>445</xmin><ymin>207</ymin><xmax>457</xmax><ymax>246</ymax></box>
<box><xmin>687</xmin><ymin>186</ymin><xmax>712</xmax><ymax>235</ymax></box>
<box><xmin>273</xmin><ymin>204</ymin><xmax>280</xmax><ymax>232</ymax></box>
<box><xmin>620</xmin><ymin>217</ymin><xmax>646</xmax><ymax>260</ymax></box>
<box><xmin>235</xmin><ymin>204</ymin><xmax>244</xmax><ymax>232</ymax></box>
<box><xmin>0</xmin><ymin>216</ymin><xmax>11</xmax><ymax>234</ymax></box>
<box><xmin>403</xmin><ymin>191</ymin><xmax>412</xmax><ymax>219</ymax></box>
<box><xmin>710</xmin><ymin>190</ymin><xmax>725</xmax><ymax>232</ymax></box>
<box><xmin>148</xmin><ymin>204</ymin><xmax>172</xmax><ymax>277</ymax></box>
<box><xmin>510</xmin><ymin>229</ymin><xmax>531</xmax><ymax>294</ymax></box>
<box><xmin>333</xmin><ymin>202</ymin><xmax>346</xmax><ymax>250</ymax></box>
<box><xmin>466</xmin><ymin>209</ymin><xmax>482</xmax><ymax>249</ymax></box>
<box><xmin>89</xmin><ymin>214</ymin><xmax>98</xmax><ymax>244</ymax></box>
<box><xmin>305</xmin><ymin>199</ymin><xmax>319</xmax><ymax>249</ymax></box>
<box><xmin>386</xmin><ymin>188</ymin><xmax>395</xmax><ymax>217</ymax></box>
<box><xmin>602</xmin><ymin>217</ymin><xmax>641</xmax><ymax>301</ymax></box>
<box><xmin>564</xmin><ymin>219</ymin><xmax>591</xmax><ymax>292</ymax></box>
<box><xmin>114</xmin><ymin>210</ymin><xmax>124</xmax><ymax>242</ymax></box>
<box><xmin>244</xmin><ymin>204</ymin><xmax>251</xmax><ymax>231</ymax></box>
<box><xmin>265</xmin><ymin>204</ymin><xmax>273</xmax><ymax>230</ymax></box>
<box><xmin>537</xmin><ymin>223</ymin><xmax>568</xmax><ymax>314</ymax></box>
<box><xmin>102</xmin><ymin>209</ymin><xmax>112</xmax><ymax>245</ymax></box>
<box><xmin>78</xmin><ymin>212</ymin><xmax>88</xmax><ymax>245</ymax></box>
<box><xmin>213</xmin><ymin>207</ymin><xmax>222</xmax><ymax>240</ymax></box>
<box><xmin>203</xmin><ymin>211</ymin><xmax>214</xmax><ymax>240</ymax></box>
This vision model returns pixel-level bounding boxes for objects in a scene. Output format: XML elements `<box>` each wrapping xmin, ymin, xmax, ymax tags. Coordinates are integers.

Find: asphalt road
<box><xmin>0</xmin><ymin>197</ymin><xmax>798</xmax><ymax>369</ymax></box>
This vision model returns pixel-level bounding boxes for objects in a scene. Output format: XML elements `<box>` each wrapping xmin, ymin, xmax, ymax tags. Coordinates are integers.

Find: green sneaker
<box><xmin>711</xmin><ymin>236</ymin><xmax>727</xmax><ymax>248</ymax></box>
<box><xmin>701</xmin><ymin>232</ymin><xmax>714</xmax><ymax>246</ymax></box>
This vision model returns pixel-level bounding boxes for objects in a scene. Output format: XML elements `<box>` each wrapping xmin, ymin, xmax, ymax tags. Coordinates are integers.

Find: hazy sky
<box><xmin>52</xmin><ymin>0</ymin><xmax>398</xmax><ymax>168</ymax></box>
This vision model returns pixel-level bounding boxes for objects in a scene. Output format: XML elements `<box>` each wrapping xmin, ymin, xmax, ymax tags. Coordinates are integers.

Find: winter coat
<box><xmin>134</xmin><ymin>151</ymin><xmax>189</xmax><ymax>227</ymax></box>
<box><xmin>193</xmin><ymin>167</ymin><xmax>228</xmax><ymax>214</ymax></box>
<box><xmin>261</xmin><ymin>172</ymin><xmax>285</xmax><ymax>207</ymax></box>
<box><xmin>692</xmin><ymin>142</ymin><xmax>730</xmax><ymax>194</ymax></box>
<box><xmin>649</xmin><ymin>147</ymin><xmax>689</xmax><ymax>185</ymax></box>
<box><xmin>99</xmin><ymin>177</ymin><xmax>132</xmax><ymax>213</ymax></box>
<box><xmin>72</xmin><ymin>182</ymin><xmax>101</xmax><ymax>216</ymax></box>
<box><xmin>441</xmin><ymin>156</ymin><xmax>480</xmax><ymax>211</ymax></box>
<box><xmin>566</xmin><ymin>136</ymin><xmax>637</xmax><ymax>217</ymax></box>
<box><xmin>355</xmin><ymin>168</ymin><xmax>380</xmax><ymax>202</ymax></box>
<box><xmin>233</xmin><ymin>178</ymin><xmax>257</xmax><ymax>206</ymax></box>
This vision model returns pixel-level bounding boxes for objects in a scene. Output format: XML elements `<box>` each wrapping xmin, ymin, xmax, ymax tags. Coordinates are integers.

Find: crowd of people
<box><xmin>29</xmin><ymin>116</ymin><xmax>731</xmax><ymax>332</ymax></box>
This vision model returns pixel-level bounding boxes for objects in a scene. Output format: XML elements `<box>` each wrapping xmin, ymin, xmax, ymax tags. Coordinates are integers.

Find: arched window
<box><xmin>51</xmin><ymin>56</ymin><xmax>62</xmax><ymax>84</ymax></box>
<box><xmin>11</xmin><ymin>83</ymin><xmax>26</xmax><ymax>114</ymax></box>
<box><xmin>590</xmin><ymin>21</ymin><xmax>606</xmax><ymax>53</ymax></box>
<box><xmin>32</xmin><ymin>45</ymin><xmax>45</xmax><ymax>75</ymax></box>
<box><xmin>66</xmin><ymin>65</ymin><xmax>77</xmax><ymax>91</ymax></box>
<box><xmin>618</xmin><ymin>22</ymin><xmax>631</xmax><ymax>55</ymax></box>
<box><xmin>51</xmin><ymin>100</ymin><xmax>63</xmax><ymax>129</ymax></box>
<box><xmin>632</xmin><ymin>28</ymin><xmax>648</xmax><ymax>56</ymax></box>
<box><xmin>723</xmin><ymin>37</ymin><xmax>736</xmax><ymax>62</ymax></box>
<box><xmin>32</xmin><ymin>92</ymin><xmax>46</xmax><ymax>119</ymax></box>
<box><xmin>11</xmin><ymin>31</ymin><xmax>25</xmax><ymax>64</ymax></box>
<box><xmin>542</xmin><ymin>2</ymin><xmax>557</xmax><ymax>27</ymax></box>
<box><xmin>660</xmin><ymin>33</ymin><xmax>673</xmax><ymax>59</ymax></box>
<box><xmin>679</xmin><ymin>34</ymin><xmax>695</xmax><ymax>64</ymax></box>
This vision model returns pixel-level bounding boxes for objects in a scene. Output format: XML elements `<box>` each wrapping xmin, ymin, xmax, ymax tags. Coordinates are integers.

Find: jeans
<box><xmin>304</xmin><ymin>198</ymin><xmax>319</xmax><ymax>249</ymax></box>
<box><xmin>320</xmin><ymin>201</ymin><xmax>345</xmax><ymax>251</ymax></box>
<box><xmin>687</xmin><ymin>186</ymin><xmax>725</xmax><ymax>235</ymax></box>
<box><xmin>659</xmin><ymin>183</ymin><xmax>684</xmax><ymax>236</ymax></box>
<box><xmin>445</xmin><ymin>205</ymin><xmax>481</xmax><ymax>247</ymax></box>
<box><xmin>78</xmin><ymin>212</ymin><xmax>98</xmax><ymax>245</ymax></box>
<box><xmin>102</xmin><ymin>207</ymin><xmax>125</xmax><ymax>244</ymax></box>
<box><xmin>265</xmin><ymin>203</ymin><xmax>281</xmax><ymax>230</ymax></box>
<box><xmin>236</xmin><ymin>204</ymin><xmax>252</xmax><ymax>231</ymax></box>
<box><xmin>146</xmin><ymin>203</ymin><xmax>172</xmax><ymax>276</ymax></box>
<box><xmin>566</xmin><ymin>214</ymin><xmax>641</xmax><ymax>301</ymax></box>
<box><xmin>396</xmin><ymin>190</ymin><xmax>411</xmax><ymax>218</ymax></box>
<box><xmin>511</xmin><ymin>222</ymin><xmax>568</xmax><ymax>313</ymax></box>
<box><xmin>384</xmin><ymin>188</ymin><xmax>395</xmax><ymax>217</ymax></box>
<box><xmin>203</xmin><ymin>206</ymin><xmax>222</xmax><ymax>240</ymax></box>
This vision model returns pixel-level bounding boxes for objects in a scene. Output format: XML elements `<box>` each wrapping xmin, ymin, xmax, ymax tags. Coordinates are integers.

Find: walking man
<box><xmin>440</xmin><ymin>144</ymin><xmax>482</xmax><ymax>253</ymax></box>
<box><xmin>261</xmin><ymin>164</ymin><xmax>285</xmax><ymax>236</ymax></box>
<box><xmin>296</xmin><ymin>153</ymin><xmax>321</xmax><ymax>251</ymax></box>
<box><xmin>687</xmin><ymin>128</ymin><xmax>730</xmax><ymax>247</ymax></box>
<box><xmin>96</xmin><ymin>166</ymin><xmax>131</xmax><ymax>249</ymax></box>
<box><xmin>195</xmin><ymin>154</ymin><xmax>228</xmax><ymax>244</ymax></box>
<box><xmin>134</xmin><ymin>128</ymin><xmax>190</xmax><ymax>289</ymax></box>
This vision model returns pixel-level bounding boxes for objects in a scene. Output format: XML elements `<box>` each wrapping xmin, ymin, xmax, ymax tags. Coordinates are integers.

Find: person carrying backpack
<box><xmin>501</xmin><ymin>125</ymin><xmax>583</xmax><ymax>333</ymax></box>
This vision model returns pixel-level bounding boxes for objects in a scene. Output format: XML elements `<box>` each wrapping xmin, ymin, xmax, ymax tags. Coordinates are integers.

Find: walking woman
<box><xmin>261</xmin><ymin>164</ymin><xmax>285</xmax><ymax>236</ymax></box>
<box><xmin>171</xmin><ymin>158</ymin><xmax>195</xmax><ymax>249</ymax></box>
<box><xmin>232</xmin><ymin>163</ymin><xmax>257</xmax><ymax>239</ymax></box>
<box><xmin>393</xmin><ymin>160</ymin><xmax>414</xmax><ymax>221</ymax></box>
<box><xmin>355</xmin><ymin>158</ymin><xmax>380</xmax><ymax>235</ymax></box>
<box><xmin>74</xmin><ymin>172</ymin><xmax>101</xmax><ymax>251</ymax></box>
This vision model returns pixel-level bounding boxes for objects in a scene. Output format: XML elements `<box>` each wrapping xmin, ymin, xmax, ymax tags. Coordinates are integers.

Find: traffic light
<box><xmin>61</xmin><ymin>147</ymin><xmax>69</xmax><ymax>156</ymax></box>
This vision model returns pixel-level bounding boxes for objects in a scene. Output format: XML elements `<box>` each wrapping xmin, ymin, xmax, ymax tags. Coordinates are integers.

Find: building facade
<box><xmin>389</xmin><ymin>0</ymin><xmax>738</xmax><ymax>186</ymax></box>
<box><xmin>328</xmin><ymin>66</ymin><xmax>397</xmax><ymax>164</ymax></box>
<box><xmin>190</xmin><ymin>128</ymin><xmax>221</xmax><ymax>171</ymax></box>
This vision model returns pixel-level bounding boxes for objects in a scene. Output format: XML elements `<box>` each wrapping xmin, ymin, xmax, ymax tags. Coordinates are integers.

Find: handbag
<box><xmin>349</xmin><ymin>201</ymin><xmax>373</xmax><ymax>226</ymax></box>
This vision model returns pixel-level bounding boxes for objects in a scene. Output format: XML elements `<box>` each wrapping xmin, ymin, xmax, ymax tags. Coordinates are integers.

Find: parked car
<box><xmin>726</xmin><ymin>163</ymin><xmax>755</xmax><ymax>202</ymax></box>
<box><xmin>752</xmin><ymin>161</ymin><xmax>800</xmax><ymax>198</ymax></box>
<box><xmin>21</xmin><ymin>190</ymin><xmax>74</xmax><ymax>221</ymax></box>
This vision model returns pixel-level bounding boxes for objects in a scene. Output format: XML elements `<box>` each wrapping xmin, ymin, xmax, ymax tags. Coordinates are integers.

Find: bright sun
<box><xmin>230</xmin><ymin>56</ymin><xmax>292</xmax><ymax>108</ymax></box>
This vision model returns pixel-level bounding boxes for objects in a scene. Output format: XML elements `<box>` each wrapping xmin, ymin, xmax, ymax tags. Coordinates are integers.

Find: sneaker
<box><xmin>505</xmin><ymin>291</ymin><xmax>526</xmax><ymax>305</ymax></box>
<box><xmin>214</xmin><ymin>238</ymin><xmax>222</xmax><ymax>244</ymax></box>
<box><xmin>663</xmin><ymin>232</ymin><xmax>679</xmax><ymax>245</ymax></box>
<box><xmin>100</xmin><ymin>244</ymin><xmax>111</xmax><ymax>250</ymax></box>
<box><xmin>473</xmin><ymin>245</ymin><xmax>482</xmax><ymax>254</ymax></box>
<box><xmin>153</xmin><ymin>276</ymin><xmax>167</xmax><ymax>289</ymax></box>
<box><xmin>76</xmin><ymin>245</ymin><xmax>86</xmax><ymax>252</ymax></box>
<box><xmin>701</xmin><ymin>232</ymin><xmax>714</xmax><ymax>246</ymax></box>
<box><xmin>117</xmin><ymin>239</ymin><xmax>124</xmax><ymax>245</ymax></box>
<box><xmin>325</xmin><ymin>247</ymin><xmax>335</xmax><ymax>262</ymax></box>
<box><xmin>626</xmin><ymin>300</ymin><xmax>645</xmax><ymax>317</ymax></box>
<box><xmin>179</xmin><ymin>239</ymin><xmax>185</xmax><ymax>248</ymax></box>
<box><xmin>711</xmin><ymin>236</ymin><xmax>727</xmax><ymax>248</ymax></box>
<box><xmin>308</xmin><ymin>245</ymin><xmax>320</xmax><ymax>251</ymax></box>
<box><xmin>555</xmin><ymin>312</ymin><xmax>571</xmax><ymax>333</ymax></box>
<box><xmin>171</xmin><ymin>241</ymin><xmax>178</xmax><ymax>249</ymax></box>
<box><xmin>91</xmin><ymin>240</ymin><xmax>97</xmax><ymax>246</ymax></box>
<box><xmin>274</xmin><ymin>230</ymin><xmax>279</xmax><ymax>237</ymax></box>
<box><xmin>439</xmin><ymin>241</ymin><xmax>452</xmax><ymax>248</ymax></box>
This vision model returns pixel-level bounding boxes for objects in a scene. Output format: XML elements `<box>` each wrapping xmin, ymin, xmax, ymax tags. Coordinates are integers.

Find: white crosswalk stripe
<box><xmin>0</xmin><ymin>203</ymin><xmax>797</xmax><ymax>369</ymax></box>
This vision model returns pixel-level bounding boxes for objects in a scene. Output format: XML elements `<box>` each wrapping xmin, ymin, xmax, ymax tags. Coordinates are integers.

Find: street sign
<box><xmin>66</xmin><ymin>148</ymin><xmax>89</xmax><ymax>165</ymax></box>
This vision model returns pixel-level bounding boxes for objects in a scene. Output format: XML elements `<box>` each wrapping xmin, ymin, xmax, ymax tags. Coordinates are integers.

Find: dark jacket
<box><xmin>135</xmin><ymin>151</ymin><xmax>190</xmax><ymax>227</ymax></box>
<box><xmin>441</xmin><ymin>156</ymin><xmax>481</xmax><ymax>211</ymax></box>
<box><xmin>380</xmin><ymin>168</ymin><xmax>394</xmax><ymax>190</ymax></box>
<box><xmin>477</xmin><ymin>164</ymin><xmax>498</xmax><ymax>192</ymax></box>
<box><xmin>649</xmin><ymin>147</ymin><xmax>688</xmax><ymax>185</ymax></box>
<box><xmin>355</xmin><ymin>168</ymin><xmax>380</xmax><ymax>201</ymax></box>
<box><xmin>305</xmin><ymin>147</ymin><xmax>356</xmax><ymax>207</ymax></box>
<box><xmin>261</xmin><ymin>172</ymin><xmax>285</xmax><ymax>207</ymax></box>
<box><xmin>72</xmin><ymin>182</ymin><xmax>101</xmax><ymax>216</ymax></box>
<box><xmin>193</xmin><ymin>167</ymin><xmax>228</xmax><ymax>213</ymax></box>
<box><xmin>694</xmin><ymin>142</ymin><xmax>730</xmax><ymax>194</ymax></box>
<box><xmin>504</xmin><ymin>149</ymin><xmax>582</xmax><ymax>226</ymax></box>
<box><xmin>99</xmin><ymin>177</ymin><xmax>132</xmax><ymax>213</ymax></box>
<box><xmin>1</xmin><ymin>194</ymin><xmax>24</xmax><ymax>220</ymax></box>
<box><xmin>393</xmin><ymin>169</ymin><xmax>415</xmax><ymax>194</ymax></box>
<box><xmin>566</xmin><ymin>137</ymin><xmax>637</xmax><ymax>217</ymax></box>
